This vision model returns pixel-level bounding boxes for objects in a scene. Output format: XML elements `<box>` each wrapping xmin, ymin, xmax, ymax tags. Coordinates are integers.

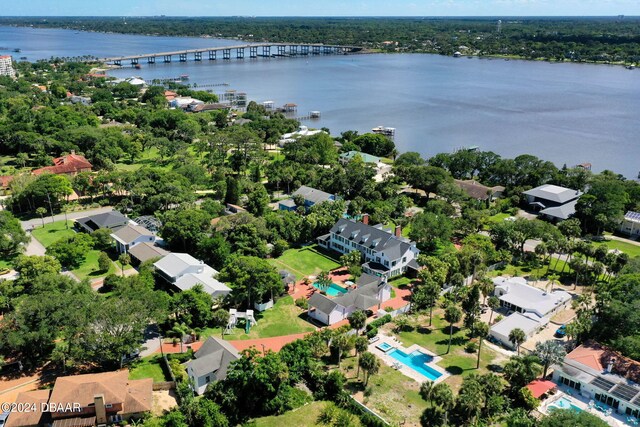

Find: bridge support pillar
<box><xmin>289</xmin><ymin>45</ymin><xmax>298</xmax><ymax>55</ymax></box>
<box><xmin>301</xmin><ymin>45</ymin><xmax>309</xmax><ymax>55</ymax></box>
<box><xmin>262</xmin><ymin>46</ymin><xmax>270</xmax><ymax>57</ymax></box>
<box><xmin>312</xmin><ymin>46</ymin><xmax>320</xmax><ymax>55</ymax></box>
<box><xmin>130</xmin><ymin>58</ymin><xmax>138</xmax><ymax>66</ymax></box>
<box><xmin>249</xmin><ymin>46</ymin><xmax>258</xmax><ymax>58</ymax></box>
<box><xmin>164</xmin><ymin>55</ymin><xmax>172</xmax><ymax>63</ymax></box>
<box><xmin>209</xmin><ymin>51</ymin><xmax>216</xmax><ymax>60</ymax></box>
<box><xmin>194</xmin><ymin>52</ymin><xmax>202</xmax><ymax>61</ymax></box>
<box><xmin>237</xmin><ymin>48</ymin><xmax>244</xmax><ymax>59</ymax></box>
<box><xmin>223</xmin><ymin>49</ymin><xmax>231</xmax><ymax>60</ymax></box>
<box><xmin>277</xmin><ymin>45</ymin><xmax>286</xmax><ymax>56</ymax></box>
<box><xmin>179</xmin><ymin>53</ymin><xmax>187</xmax><ymax>62</ymax></box>
<box><xmin>147</xmin><ymin>56</ymin><xmax>156</xmax><ymax>64</ymax></box>
<box><xmin>323</xmin><ymin>46</ymin><xmax>331</xmax><ymax>54</ymax></box>
<box><xmin>114</xmin><ymin>59</ymin><xmax>121</xmax><ymax>66</ymax></box>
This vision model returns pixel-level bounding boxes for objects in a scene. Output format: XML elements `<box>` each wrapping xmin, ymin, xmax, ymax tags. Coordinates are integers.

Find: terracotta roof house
<box><xmin>32</xmin><ymin>152</ymin><xmax>92</xmax><ymax>177</ymax></box>
<box><xmin>0</xmin><ymin>175</ymin><xmax>14</xmax><ymax>191</ymax></box>
<box><xmin>5</xmin><ymin>389</ymin><xmax>51</xmax><ymax>427</ymax></box>
<box><xmin>7</xmin><ymin>370</ymin><xmax>153</xmax><ymax>427</ymax></box>
<box><xmin>454</xmin><ymin>179</ymin><xmax>505</xmax><ymax>201</ymax></box>
<box><xmin>552</xmin><ymin>341</ymin><xmax>640</xmax><ymax>419</ymax></box>
<box><xmin>186</xmin><ymin>337</ymin><xmax>240</xmax><ymax>395</ymax></box>
<box><xmin>308</xmin><ymin>274</ymin><xmax>391</xmax><ymax>325</ymax></box>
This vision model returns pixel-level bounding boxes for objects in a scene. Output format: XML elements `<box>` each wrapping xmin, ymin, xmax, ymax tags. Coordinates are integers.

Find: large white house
<box><xmin>0</xmin><ymin>55</ymin><xmax>15</xmax><ymax>78</ymax></box>
<box><xmin>308</xmin><ymin>274</ymin><xmax>391</xmax><ymax>325</ymax></box>
<box><xmin>110</xmin><ymin>224</ymin><xmax>158</xmax><ymax>254</ymax></box>
<box><xmin>489</xmin><ymin>276</ymin><xmax>572</xmax><ymax>349</ymax></box>
<box><xmin>154</xmin><ymin>253</ymin><xmax>231</xmax><ymax>299</ymax></box>
<box><xmin>317</xmin><ymin>216</ymin><xmax>419</xmax><ymax>278</ymax></box>
<box><xmin>552</xmin><ymin>341</ymin><xmax>640</xmax><ymax>419</ymax></box>
<box><xmin>620</xmin><ymin>211</ymin><xmax>640</xmax><ymax>237</ymax></box>
<box><xmin>185</xmin><ymin>337</ymin><xmax>240</xmax><ymax>395</ymax></box>
<box><xmin>522</xmin><ymin>184</ymin><xmax>582</xmax><ymax>221</ymax></box>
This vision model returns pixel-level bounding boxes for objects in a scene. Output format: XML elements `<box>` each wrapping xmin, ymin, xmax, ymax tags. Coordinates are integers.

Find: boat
<box><xmin>19</xmin><ymin>56</ymin><xmax>27</xmax><ymax>60</ymax></box>
<box><xmin>627</xmin><ymin>65</ymin><xmax>635</xmax><ymax>70</ymax></box>
<box><xmin>134</xmin><ymin>64</ymin><xmax>142</xmax><ymax>70</ymax></box>
<box><xmin>180</xmin><ymin>74</ymin><xmax>189</xmax><ymax>81</ymax></box>
<box><xmin>13</xmin><ymin>48</ymin><xmax>20</xmax><ymax>53</ymax></box>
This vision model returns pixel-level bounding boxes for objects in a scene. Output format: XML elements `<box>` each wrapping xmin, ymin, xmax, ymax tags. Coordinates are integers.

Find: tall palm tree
<box><xmin>534</xmin><ymin>340</ymin><xmax>567</xmax><ymax>378</ymax></box>
<box><xmin>431</xmin><ymin>382</ymin><xmax>455</xmax><ymax>425</ymax></box>
<box><xmin>354</xmin><ymin>336</ymin><xmax>368</xmax><ymax>378</ymax></box>
<box><xmin>359</xmin><ymin>351</ymin><xmax>380</xmax><ymax>386</ymax></box>
<box><xmin>508</xmin><ymin>328</ymin><xmax>526</xmax><ymax>355</ymax></box>
<box><xmin>487</xmin><ymin>296</ymin><xmax>500</xmax><ymax>324</ymax></box>
<box><xmin>444</xmin><ymin>304</ymin><xmax>462</xmax><ymax>354</ymax></box>
<box><xmin>475</xmin><ymin>321</ymin><xmax>489</xmax><ymax>369</ymax></box>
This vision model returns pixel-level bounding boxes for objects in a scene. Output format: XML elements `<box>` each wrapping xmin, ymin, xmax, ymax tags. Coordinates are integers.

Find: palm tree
<box><xmin>118</xmin><ymin>253</ymin><xmax>131</xmax><ymax>277</ymax></box>
<box><xmin>348</xmin><ymin>310</ymin><xmax>367</xmax><ymax>334</ymax></box>
<box><xmin>534</xmin><ymin>340</ymin><xmax>567</xmax><ymax>378</ymax></box>
<box><xmin>354</xmin><ymin>336</ymin><xmax>368</xmax><ymax>378</ymax></box>
<box><xmin>331</xmin><ymin>334</ymin><xmax>353</xmax><ymax>367</ymax></box>
<box><xmin>36</xmin><ymin>207</ymin><xmax>47</xmax><ymax>228</ymax></box>
<box><xmin>503</xmin><ymin>355</ymin><xmax>543</xmax><ymax>391</ymax></box>
<box><xmin>487</xmin><ymin>296</ymin><xmax>500</xmax><ymax>324</ymax></box>
<box><xmin>170</xmin><ymin>323</ymin><xmax>189</xmax><ymax>353</ymax></box>
<box><xmin>359</xmin><ymin>351</ymin><xmax>380</xmax><ymax>386</ymax></box>
<box><xmin>475</xmin><ymin>321</ymin><xmax>489</xmax><ymax>369</ymax></box>
<box><xmin>430</xmin><ymin>382</ymin><xmax>455</xmax><ymax>425</ymax></box>
<box><xmin>509</xmin><ymin>328</ymin><xmax>526</xmax><ymax>355</ymax></box>
<box><xmin>478</xmin><ymin>277</ymin><xmax>494</xmax><ymax>305</ymax></box>
<box><xmin>546</xmin><ymin>273</ymin><xmax>560</xmax><ymax>293</ymax></box>
<box><xmin>419</xmin><ymin>381</ymin><xmax>435</xmax><ymax>402</ymax></box>
<box><xmin>444</xmin><ymin>304</ymin><xmax>462</xmax><ymax>354</ymax></box>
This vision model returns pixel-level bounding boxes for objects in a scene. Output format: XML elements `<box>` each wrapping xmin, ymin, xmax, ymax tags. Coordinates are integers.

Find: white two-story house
<box><xmin>110</xmin><ymin>224</ymin><xmax>158</xmax><ymax>254</ymax></box>
<box><xmin>318</xmin><ymin>216</ymin><xmax>419</xmax><ymax>278</ymax></box>
<box><xmin>154</xmin><ymin>253</ymin><xmax>231</xmax><ymax>299</ymax></box>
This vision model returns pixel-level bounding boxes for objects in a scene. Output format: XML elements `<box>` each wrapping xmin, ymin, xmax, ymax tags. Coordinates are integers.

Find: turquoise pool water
<box><xmin>376</xmin><ymin>342</ymin><xmax>393</xmax><ymax>352</ymax></box>
<box><xmin>388</xmin><ymin>349</ymin><xmax>442</xmax><ymax>381</ymax></box>
<box><xmin>313</xmin><ymin>282</ymin><xmax>347</xmax><ymax>297</ymax></box>
<box><xmin>550</xmin><ymin>396</ymin><xmax>583</xmax><ymax>412</ymax></box>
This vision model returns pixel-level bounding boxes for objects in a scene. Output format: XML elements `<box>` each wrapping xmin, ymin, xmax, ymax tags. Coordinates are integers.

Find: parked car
<box><xmin>555</xmin><ymin>324</ymin><xmax>567</xmax><ymax>337</ymax></box>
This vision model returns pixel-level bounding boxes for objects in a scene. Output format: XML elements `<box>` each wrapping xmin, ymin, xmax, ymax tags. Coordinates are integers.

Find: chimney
<box><xmin>395</xmin><ymin>225</ymin><xmax>402</xmax><ymax>238</ymax></box>
<box><xmin>362</xmin><ymin>214</ymin><xmax>369</xmax><ymax>225</ymax></box>
<box><xmin>606</xmin><ymin>358</ymin><xmax>615</xmax><ymax>374</ymax></box>
<box><xmin>94</xmin><ymin>394</ymin><xmax>107</xmax><ymax>425</ymax></box>
<box><xmin>70</xmin><ymin>150</ymin><xmax>75</xmax><ymax>155</ymax></box>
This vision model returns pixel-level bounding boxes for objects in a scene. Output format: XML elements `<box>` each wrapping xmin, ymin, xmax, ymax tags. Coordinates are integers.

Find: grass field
<box><xmin>268</xmin><ymin>244</ymin><xmax>341</xmax><ymax>278</ymax></box>
<box><xmin>252</xmin><ymin>401</ymin><xmax>331</xmax><ymax>427</ymax></box>
<box><xmin>31</xmin><ymin>220</ymin><xmax>75</xmax><ymax>247</ymax></box>
<box><xmin>602</xmin><ymin>239</ymin><xmax>640</xmax><ymax>258</ymax></box>
<box><xmin>72</xmin><ymin>250</ymin><xmax>117</xmax><ymax>280</ymax></box>
<box><xmin>201</xmin><ymin>296</ymin><xmax>316</xmax><ymax>341</ymax></box>
<box><xmin>394</xmin><ymin>310</ymin><xmax>499</xmax><ymax>389</ymax></box>
<box><xmin>128</xmin><ymin>355</ymin><xmax>169</xmax><ymax>382</ymax></box>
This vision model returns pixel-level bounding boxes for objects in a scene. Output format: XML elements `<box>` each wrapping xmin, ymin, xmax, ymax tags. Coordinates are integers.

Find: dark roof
<box><xmin>128</xmin><ymin>242</ymin><xmax>169</xmax><ymax>263</ymax></box>
<box><xmin>293</xmin><ymin>185</ymin><xmax>335</xmax><ymax>205</ymax></box>
<box><xmin>330</xmin><ymin>218</ymin><xmax>414</xmax><ymax>260</ymax></box>
<box><xmin>309</xmin><ymin>274</ymin><xmax>386</xmax><ymax>314</ymax></box>
<box><xmin>76</xmin><ymin>211</ymin><xmax>129</xmax><ymax>230</ymax></box>
<box><xmin>187</xmin><ymin>337</ymin><xmax>240</xmax><ymax>380</ymax></box>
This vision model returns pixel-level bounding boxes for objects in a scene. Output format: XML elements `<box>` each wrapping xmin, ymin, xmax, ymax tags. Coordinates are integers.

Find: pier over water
<box><xmin>97</xmin><ymin>43</ymin><xmax>363</xmax><ymax>66</ymax></box>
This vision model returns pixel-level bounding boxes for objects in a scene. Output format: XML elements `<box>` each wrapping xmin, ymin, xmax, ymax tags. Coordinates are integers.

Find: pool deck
<box><xmin>370</xmin><ymin>333</ymin><xmax>449</xmax><ymax>384</ymax></box>
<box><xmin>540</xmin><ymin>386</ymin><xmax>638</xmax><ymax>427</ymax></box>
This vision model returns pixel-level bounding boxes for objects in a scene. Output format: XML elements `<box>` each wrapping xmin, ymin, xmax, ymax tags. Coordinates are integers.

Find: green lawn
<box><xmin>115</xmin><ymin>147</ymin><xmax>172</xmax><ymax>172</ymax></box>
<box><xmin>251</xmin><ymin>401</ymin><xmax>331</xmax><ymax>427</ymax></box>
<box><xmin>395</xmin><ymin>310</ymin><xmax>499</xmax><ymax>389</ymax></box>
<box><xmin>129</xmin><ymin>355</ymin><xmax>169</xmax><ymax>382</ymax></box>
<box><xmin>483</xmin><ymin>213</ymin><xmax>512</xmax><ymax>230</ymax></box>
<box><xmin>384</xmin><ymin>221</ymin><xmax>411</xmax><ymax>238</ymax></box>
<box><xmin>202</xmin><ymin>296</ymin><xmax>316</xmax><ymax>341</ymax></box>
<box><xmin>268</xmin><ymin>244</ymin><xmax>341</xmax><ymax>278</ymax></box>
<box><xmin>71</xmin><ymin>250</ymin><xmax>117</xmax><ymax>280</ymax></box>
<box><xmin>31</xmin><ymin>220</ymin><xmax>76</xmax><ymax>247</ymax></box>
<box><xmin>602</xmin><ymin>239</ymin><xmax>640</xmax><ymax>258</ymax></box>
<box><xmin>388</xmin><ymin>276</ymin><xmax>414</xmax><ymax>289</ymax></box>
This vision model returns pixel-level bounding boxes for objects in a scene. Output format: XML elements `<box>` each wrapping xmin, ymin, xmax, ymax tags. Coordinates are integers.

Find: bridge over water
<box><xmin>99</xmin><ymin>43</ymin><xmax>363</xmax><ymax>66</ymax></box>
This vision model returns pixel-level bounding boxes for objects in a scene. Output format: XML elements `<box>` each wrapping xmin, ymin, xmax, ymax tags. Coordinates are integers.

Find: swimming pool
<box><xmin>550</xmin><ymin>396</ymin><xmax>583</xmax><ymax>412</ymax></box>
<box><xmin>388</xmin><ymin>349</ymin><xmax>442</xmax><ymax>381</ymax></box>
<box><xmin>376</xmin><ymin>342</ymin><xmax>394</xmax><ymax>352</ymax></box>
<box><xmin>313</xmin><ymin>282</ymin><xmax>347</xmax><ymax>297</ymax></box>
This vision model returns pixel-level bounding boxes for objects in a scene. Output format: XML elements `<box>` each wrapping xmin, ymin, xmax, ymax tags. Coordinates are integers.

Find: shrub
<box><xmin>366</xmin><ymin>327</ymin><xmax>378</xmax><ymax>339</ymax></box>
<box><xmin>169</xmin><ymin>358</ymin><xmax>187</xmax><ymax>382</ymax></box>
<box><xmin>295</xmin><ymin>297</ymin><xmax>309</xmax><ymax>309</ymax></box>
<box><xmin>465</xmin><ymin>341</ymin><xmax>478</xmax><ymax>353</ymax></box>
<box><xmin>384</xmin><ymin>307</ymin><xmax>394</xmax><ymax>312</ymax></box>
<box><xmin>495</xmin><ymin>315</ymin><xmax>504</xmax><ymax>323</ymax></box>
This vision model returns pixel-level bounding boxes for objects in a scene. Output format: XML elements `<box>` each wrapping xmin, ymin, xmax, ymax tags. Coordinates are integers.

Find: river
<box><xmin>2</xmin><ymin>25</ymin><xmax>639</xmax><ymax>178</ymax></box>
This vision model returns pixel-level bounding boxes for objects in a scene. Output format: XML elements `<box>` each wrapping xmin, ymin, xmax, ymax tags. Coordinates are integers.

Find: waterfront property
<box><xmin>185</xmin><ymin>337</ymin><xmax>240</xmax><ymax>395</ymax></box>
<box><xmin>522</xmin><ymin>184</ymin><xmax>583</xmax><ymax>221</ymax></box>
<box><xmin>317</xmin><ymin>216</ymin><xmax>419</xmax><ymax>279</ymax></box>
<box><xmin>454</xmin><ymin>179</ymin><xmax>505</xmax><ymax>201</ymax></box>
<box><xmin>278</xmin><ymin>125</ymin><xmax>325</xmax><ymax>145</ymax></box>
<box><xmin>0</xmin><ymin>55</ymin><xmax>15</xmax><ymax>77</ymax></box>
<box><xmin>552</xmin><ymin>341</ymin><xmax>640</xmax><ymax>422</ymax></box>
<box><xmin>307</xmin><ymin>273</ymin><xmax>391</xmax><ymax>325</ymax></box>
<box><xmin>620</xmin><ymin>211</ymin><xmax>640</xmax><ymax>238</ymax></box>
<box><xmin>489</xmin><ymin>276</ymin><xmax>572</xmax><ymax>349</ymax></box>
<box><xmin>278</xmin><ymin>185</ymin><xmax>336</xmax><ymax>211</ymax></box>
<box><xmin>339</xmin><ymin>150</ymin><xmax>382</xmax><ymax>165</ymax></box>
<box><xmin>154</xmin><ymin>253</ymin><xmax>231</xmax><ymax>298</ymax></box>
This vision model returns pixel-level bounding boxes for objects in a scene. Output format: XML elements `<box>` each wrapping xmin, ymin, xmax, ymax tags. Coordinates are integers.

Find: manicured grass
<box><xmin>115</xmin><ymin>147</ymin><xmax>172</xmax><ymax>172</ymax></box>
<box><xmin>0</xmin><ymin>258</ymin><xmax>13</xmax><ymax>270</ymax></box>
<box><xmin>129</xmin><ymin>355</ymin><xmax>169</xmax><ymax>382</ymax></box>
<box><xmin>342</xmin><ymin>356</ymin><xmax>426</xmax><ymax>425</ymax></box>
<box><xmin>252</xmin><ymin>401</ymin><xmax>331</xmax><ymax>427</ymax></box>
<box><xmin>602</xmin><ymin>239</ymin><xmax>640</xmax><ymax>258</ymax></box>
<box><xmin>268</xmin><ymin>244</ymin><xmax>341</xmax><ymax>278</ymax></box>
<box><xmin>31</xmin><ymin>220</ymin><xmax>76</xmax><ymax>247</ymax></box>
<box><xmin>202</xmin><ymin>296</ymin><xmax>316</xmax><ymax>341</ymax></box>
<box><xmin>388</xmin><ymin>276</ymin><xmax>414</xmax><ymax>289</ymax></box>
<box><xmin>395</xmin><ymin>310</ymin><xmax>498</xmax><ymax>387</ymax></box>
<box><xmin>72</xmin><ymin>250</ymin><xmax>116</xmax><ymax>280</ymax></box>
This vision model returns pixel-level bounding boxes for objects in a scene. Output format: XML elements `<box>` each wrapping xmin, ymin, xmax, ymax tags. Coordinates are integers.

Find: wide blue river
<box><xmin>2</xmin><ymin>25</ymin><xmax>639</xmax><ymax>178</ymax></box>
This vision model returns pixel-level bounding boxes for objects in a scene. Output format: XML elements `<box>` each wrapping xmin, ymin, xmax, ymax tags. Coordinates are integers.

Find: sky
<box><xmin>5</xmin><ymin>0</ymin><xmax>640</xmax><ymax>17</ymax></box>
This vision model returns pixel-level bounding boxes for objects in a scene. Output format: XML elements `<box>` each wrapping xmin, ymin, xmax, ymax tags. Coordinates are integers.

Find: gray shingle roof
<box><xmin>540</xmin><ymin>199</ymin><xmax>579</xmax><ymax>220</ymax></box>
<box><xmin>187</xmin><ymin>337</ymin><xmax>239</xmax><ymax>380</ymax></box>
<box><xmin>309</xmin><ymin>273</ymin><xmax>385</xmax><ymax>314</ymax></box>
<box><xmin>330</xmin><ymin>218</ymin><xmax>413</xmax><ymax>259</ymax></box>
<box><xmin>293</xmin><ymin>185</ymin><xmax>335</xmax><ymax>205</ymax></box>
<box><xmin>128</xmin><ymin>243</ymin><xmax>169</xmax><ymax>263</ymax></box>
<box><xmin>77</xmin><ymin>211</ymin><xmax>129</xmax><ymax>229</ymax></box>
<box><xmin>110</xmin><ymin>224</ymin><xmax>154</xmax><ymax>244</ymax></box>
